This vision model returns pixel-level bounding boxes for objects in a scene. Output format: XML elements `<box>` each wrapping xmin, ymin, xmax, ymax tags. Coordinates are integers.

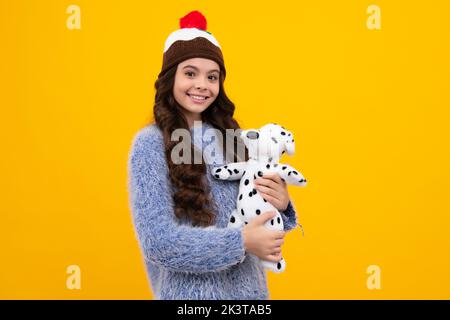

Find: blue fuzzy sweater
<box><xmin>127</xmin><ymin>121</ymin><xmax>298</xmax><ymax>300</ymax></box>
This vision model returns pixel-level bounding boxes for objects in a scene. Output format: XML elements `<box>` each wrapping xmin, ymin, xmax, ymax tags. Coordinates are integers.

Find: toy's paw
<box><xmin>287</xmin><ymin>170</ymin><xmax>307</xmax><ymax>186</ymax></box>
<box><xmin>261</xmin><ymin>257</ymin><xmax>286</xmax><ymax>273</ymax></box>
<box><xmin>213</xmin><ymin>166</ymin><xmax>231</xmax><ymax>180</ymax></box>
<box><xmin>298</xmin><ymin>177</ymin><xmax>307</xmax><ymax>186</ymax></box>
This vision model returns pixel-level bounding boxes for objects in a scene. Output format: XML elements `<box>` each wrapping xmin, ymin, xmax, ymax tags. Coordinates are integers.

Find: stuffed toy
<box><xmin>212</xmin><ymin>123</ymin><xmax>307</xmax><ymax>273</ymax></box>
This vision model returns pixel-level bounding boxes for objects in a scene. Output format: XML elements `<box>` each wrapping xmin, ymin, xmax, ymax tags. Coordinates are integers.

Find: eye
<box><xmin>208</xmin><ymin>74</ymin><xmax>218</xmax><ymax>81</ymax></box>
<box><xmin>185</xmin><ymin>71</ymin><xmax>195</xmax><ymax>77</ymax></box>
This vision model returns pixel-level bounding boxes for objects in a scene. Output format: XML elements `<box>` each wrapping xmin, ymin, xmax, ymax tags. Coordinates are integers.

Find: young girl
<box><xmin>127</xmin><ymin>10</ymin><xmax>299</xmax><ymax>300</ymax></box>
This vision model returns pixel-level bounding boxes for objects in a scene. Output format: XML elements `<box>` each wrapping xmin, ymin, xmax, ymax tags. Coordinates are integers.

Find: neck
<box><xmin>183</xmin><ymin>110</ymin><xmax>202</xmax><ymax>129</ymax></box>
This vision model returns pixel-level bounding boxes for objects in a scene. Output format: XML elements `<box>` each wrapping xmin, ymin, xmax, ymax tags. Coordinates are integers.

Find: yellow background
<box><xmin>1</xmin><ymin>0</ymin><xmax>449</xmax><ymax>299</ymax></box>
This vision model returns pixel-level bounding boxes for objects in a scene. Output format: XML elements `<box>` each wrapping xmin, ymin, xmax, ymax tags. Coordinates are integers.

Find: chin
<box><xmin>185</xmin><ymin>102</ymin><xmax>212</xmax><ymax>113</ymax></box>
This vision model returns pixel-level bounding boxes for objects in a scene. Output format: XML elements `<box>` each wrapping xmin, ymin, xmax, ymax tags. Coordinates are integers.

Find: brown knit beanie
<box><xmin>158</xmin><ymin>11</ymin><xmax>226</xmax><ymax>79</ymax></box>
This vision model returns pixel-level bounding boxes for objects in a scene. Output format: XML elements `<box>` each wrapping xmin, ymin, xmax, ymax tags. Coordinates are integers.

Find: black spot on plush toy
<box><xmin>212</xmin><ymin>123</ymin><xmax>307</xmax><ymax>273</ymax></box>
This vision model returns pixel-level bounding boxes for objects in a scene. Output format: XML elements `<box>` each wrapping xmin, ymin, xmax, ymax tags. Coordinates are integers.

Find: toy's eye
<box><xmin>271</xmin><ymin>137</ymin><xmax>278</xmax><ymax>143</ymax></box>
<box><xmin>246</xmin><ymin>131</ymin><xmax>259</xmax><ymax>139</ymax></box>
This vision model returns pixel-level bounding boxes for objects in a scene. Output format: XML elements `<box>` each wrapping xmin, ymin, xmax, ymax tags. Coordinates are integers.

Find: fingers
<box><xmin>266</xmin><ymin>252</ymin><xmax>283</xmax><ymax>263</ymax></box>
<box><xmin>254</xmin><ymin>211</ymin><xmax>277</xmax><ymax>225</ymax></box>
<box><xmin>273</xmin><ymin>230</ymin><xmax>286</xmax><ymax>240</ymax></box>
<box><xmin>255</xmin><ymin>175</ymin><xmax>285</xmax><ymax>204</ymax></box>
<box><xmin>271</xmin><ymin>247</ymin><xmax>282</xmax><ymax>254</ymax></box>
<box><xmin>262</xmin><ymin>172</ymin><xmax>282</xmax><ymax>184</ymax></box>
<box><xmin>274</xmin><ymin>239</ymin><xmax>285</xmax><ymax>247</ymax></box>
<box><xmin>265</xmin><ymin>237</ymin><xmax>285</xmax><ymax>262</ymax></box>
<box><xmin>255</xmin><ymin>184</ymin><xmax>278</xmax><ymax>199</ymax></box>
<box><xmin>259</xmin><ymin>191</ymin><xmax>281</xmax><ymax>206</ymax></box>
<box><xmin>261</xmin><ymin>173</ymin><xmax>286</xmax><ymax>188</ymax></box>
<box><xmin>255</xmin><ymin>176</ymin><xmax>278</xmax><ymax>190</ymax></box>
<box><xmin>270</xmin><ymin>240</ymin><xmax>284</xmax><ymax>253</ymax></box>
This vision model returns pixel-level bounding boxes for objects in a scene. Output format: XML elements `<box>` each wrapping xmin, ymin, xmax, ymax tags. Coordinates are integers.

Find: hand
<box><xmin>242</xmin><ymin>211</ymin><xmax>286</xmax><ymax>262</ymax></box>
<box><xmin>254</xmin><ymin>172</ymin><xmax>290</xmax><ymax>212</ymax></box>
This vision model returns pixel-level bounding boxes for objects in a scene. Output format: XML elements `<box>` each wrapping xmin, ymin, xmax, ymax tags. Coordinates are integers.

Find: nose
<box><xmin>246</xmin><ymin>131</ymin><xmax>259</xmax><ymax>140</ymax></box>
<box><xmin>195</xmin><ymin>78</ymin><xmax>208</xmax><ymax>90</ymax></box>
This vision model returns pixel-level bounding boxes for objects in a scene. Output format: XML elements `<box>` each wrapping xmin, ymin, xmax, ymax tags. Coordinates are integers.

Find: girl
<box><xmin>127</xmin><ymin>10</ymin><xmax>299</xmax><ymax>300</ymax></box>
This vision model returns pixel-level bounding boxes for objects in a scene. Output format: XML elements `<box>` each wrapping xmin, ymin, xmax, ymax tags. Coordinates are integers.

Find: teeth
<box><xmin>190</xmin><ymin>95</ymin><xmax>206</xmax><ymax>100</ymax></box>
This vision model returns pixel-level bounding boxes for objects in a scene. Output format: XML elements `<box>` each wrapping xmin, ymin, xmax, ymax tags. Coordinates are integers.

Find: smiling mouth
<box><xmin>186</xmin><ymin>93</ymin><xmax>209</xmax><ymax>102</ymax></box>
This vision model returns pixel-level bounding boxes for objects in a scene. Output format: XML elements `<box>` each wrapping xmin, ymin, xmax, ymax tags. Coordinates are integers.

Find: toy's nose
<box><xmin>246</xmin><ymin>131</ymin><xmax>259</xmax><ymax>140</ymax></box>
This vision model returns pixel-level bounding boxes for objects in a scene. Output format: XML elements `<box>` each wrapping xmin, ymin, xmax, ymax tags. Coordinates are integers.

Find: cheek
<box><xmin>174</xmin><ymin>72</ymin><xmax>192</xmax><ymax>90</ymax></box>
<box><xmin>211</xmin><ymin>84</ymin><xmax>220</xmax><ymax>97</ymax></box>
<box><xmin>174</xmin><ymin>78</ymin><xmax>189</xmax><ymax>93</ymax></box>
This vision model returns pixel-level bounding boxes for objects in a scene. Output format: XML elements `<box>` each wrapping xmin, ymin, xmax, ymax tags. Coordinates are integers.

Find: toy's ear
<box><xmin>283</xmin><ymin>130</ymin><xmax>295</xmax><ymax>156</ymax></box>
<box><xmin>284</xmin><ymin>139</ymin><xmax>295</xmax><ymax>156</ymax></box>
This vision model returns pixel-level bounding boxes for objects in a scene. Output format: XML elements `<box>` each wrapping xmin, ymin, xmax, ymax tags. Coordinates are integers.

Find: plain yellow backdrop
<box><xmin>1</xmin><ymin>0</ymin><xmax>449</xmax><ymax>299</ymax></box>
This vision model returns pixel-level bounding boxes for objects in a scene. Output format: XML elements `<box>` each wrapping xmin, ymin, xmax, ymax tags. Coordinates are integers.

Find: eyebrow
<box><xmin>183</xmin><ymin>65</ymin><xmax>220</xmax><ymax>74</ymax></box>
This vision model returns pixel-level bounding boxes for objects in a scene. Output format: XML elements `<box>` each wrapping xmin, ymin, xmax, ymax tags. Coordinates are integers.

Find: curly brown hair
<box><xmin>152</xmin><ymin>65</ymin><xmax>248</xmax><ymax>227</ymax></box>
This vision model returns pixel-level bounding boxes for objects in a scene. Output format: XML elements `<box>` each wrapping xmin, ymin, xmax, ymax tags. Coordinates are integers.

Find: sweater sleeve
<box><xmin>127</xmin><ymin>129</ymin><xmax>246</xmax><ymax>274</ymax></box>
<box><xmin>280</xmin><ymin>200</ymin><xmax>298</xmax><ymax>232</ymax></box>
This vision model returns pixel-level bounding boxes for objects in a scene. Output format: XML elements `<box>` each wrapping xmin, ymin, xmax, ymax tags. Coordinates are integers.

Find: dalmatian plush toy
<box><xmin>212</xmin><ymin>123</ymin><xmax>307</xmax><ymax>273</ymax></box>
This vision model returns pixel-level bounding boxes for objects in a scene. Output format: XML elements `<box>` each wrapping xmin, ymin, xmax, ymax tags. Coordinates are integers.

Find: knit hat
<box><xmin>159</xmin><ymin>11</ymin><xmax>226</xmax><ymax>79</ymax></box>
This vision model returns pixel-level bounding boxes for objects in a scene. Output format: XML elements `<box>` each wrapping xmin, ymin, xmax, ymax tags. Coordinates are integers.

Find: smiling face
<box><xmin>173</xmin><ymin>58</ymin><xmax>221</xmax><ymax>127</ymax></box>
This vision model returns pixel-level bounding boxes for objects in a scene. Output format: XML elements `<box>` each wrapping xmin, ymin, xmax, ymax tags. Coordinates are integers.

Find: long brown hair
<box><xmin>152</xmin><ymin>65</ymin><xmax>248</xmax><ymax>227</ymax></box>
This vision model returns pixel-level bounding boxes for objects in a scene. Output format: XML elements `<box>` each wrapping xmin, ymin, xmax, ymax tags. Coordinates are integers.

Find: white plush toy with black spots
<box><xmin>212</xmin><ymin>123</ymin><xmax>307</xmax><ymax>273</ymax></box>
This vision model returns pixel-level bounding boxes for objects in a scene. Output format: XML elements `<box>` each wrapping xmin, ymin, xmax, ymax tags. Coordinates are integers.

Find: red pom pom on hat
<box><xmin>160</xmin><ymin>10</ymin><xmax>225</xmax><ymax>79</ymax></box>
<box><xmin>179</xmin><ymin>10</ymin><xmax>207</xmax><ymax>31</ymax></box>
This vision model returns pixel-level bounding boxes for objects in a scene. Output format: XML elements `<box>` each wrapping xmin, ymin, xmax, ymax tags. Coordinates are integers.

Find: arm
<box><xmin>280</xmin><ymin>200</ymin><xmax>298</xmax><ymax>232</ymax></box>
<box><xmin>128</xmin><ymin>131</ymin><xmax>246</xmax><ymax>274</ymax></box>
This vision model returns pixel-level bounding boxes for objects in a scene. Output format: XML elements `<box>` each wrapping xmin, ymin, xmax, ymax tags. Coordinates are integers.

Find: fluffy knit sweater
<box><xmin>127</xmin><ymin>121</ymin><xmax>298</xmax><ymax>300</ymax></box>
